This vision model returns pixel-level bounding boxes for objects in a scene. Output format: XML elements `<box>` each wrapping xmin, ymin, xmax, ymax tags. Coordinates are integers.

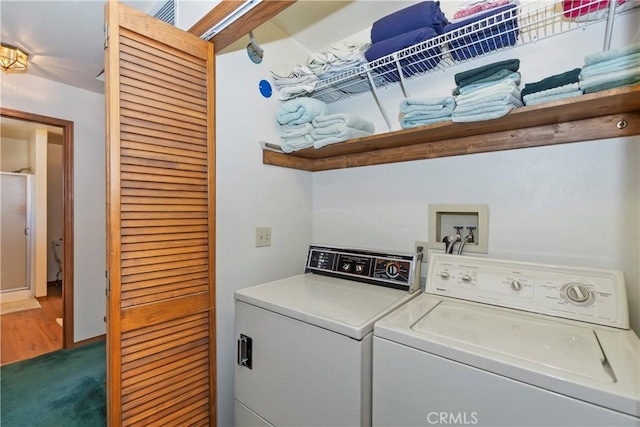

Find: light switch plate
<box><xmin>255</xmin><ymin>227</ymin><xmax>271</xmax><ymax>247</ymax></box>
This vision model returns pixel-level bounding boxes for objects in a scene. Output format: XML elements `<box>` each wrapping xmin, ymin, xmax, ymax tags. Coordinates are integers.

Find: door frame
<box><xmin>0</xmin><ymin>107</ymin><xmax>74</xmax><ymax>349</ymax></box>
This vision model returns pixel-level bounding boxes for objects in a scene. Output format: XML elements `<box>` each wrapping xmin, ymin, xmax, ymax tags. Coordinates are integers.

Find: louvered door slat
<box><xmin>105</xmin><ymin>2</ymin><xmax>215</xmax><ymax>425</ymax></box>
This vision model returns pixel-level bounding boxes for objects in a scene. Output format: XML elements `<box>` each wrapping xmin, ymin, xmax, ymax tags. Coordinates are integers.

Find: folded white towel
<box><xmin>311</xmin><ymin>124</ymin><xmax>373</xmax><ymax>144</ymax></box>
<box><xmin>277</xmin><ymin>97</ymin><xmax>329</xmax><ymax>126</ymax></box>
<box><xmin>574</xmin><ymin>0</ymin><xmax>638</xmax><ymax>22</ymax></box>
<box><xmin>281</xmin><ymin>134</ymin><xmax>315</xmax><ymax>153</ymax></box>
<box><xmin>312</xmin><ymin>113</ymin><xmax>375</xmax><ymax>133</ymax></box>
<box><xmin>280</xmin><ymin>123</ymin><xmax>314</xmax><ymax>138</ymax></box>
<box><xmin>270</xmin><ymin>63</ymin><xmax>316</xmax><ymax>79</ymax></box>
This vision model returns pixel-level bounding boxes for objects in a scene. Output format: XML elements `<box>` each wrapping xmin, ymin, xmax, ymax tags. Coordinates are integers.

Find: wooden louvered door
<box><xmin>104</xmin><ymin>1</ymin><xmax>215</xmax><ymax>425</ymax></box>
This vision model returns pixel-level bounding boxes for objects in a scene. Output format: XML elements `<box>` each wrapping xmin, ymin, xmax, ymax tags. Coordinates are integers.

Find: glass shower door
<box><xmin>1</xmin><ymin>173</ymin><xmax>30</xmax><ymax>293</ymax></box>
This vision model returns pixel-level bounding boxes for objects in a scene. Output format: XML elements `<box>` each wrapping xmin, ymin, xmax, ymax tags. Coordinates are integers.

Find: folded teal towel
<box><xmin>311</xmin><ymin>123</ymin><xmax>373</xmax><ymax>140</ymax></box>
<box><xmin>401</xmin><ymin>115</ymin><xmax>452</xmax><ymax>129</ymax></box>
<box><xmin>452</xmin><ymin>104</ymin><xmax>517</xmax><ymax>122</ymax></box>
<box><xmin>455</xmin><ymin>80</ymin><xmax>522</xmax><ymax>110</ymax></box>
<box><xmin>580</xmin><ymin>68</ymin><xmax>640</xmax><ymax>88</ymax></box>
<box><xmin>312</xmin><ymin>113</ymin><xmax>375</xmax><ymax>133</ymax></box>
<box><xmin>280</xmin><ymin>123</ymin><xmax>313</xmax><ymax>138</ymax></box>
<box><xmin>280</xmin><ymin>134</ymin><xmax>315</xmax><ymax>153</ymax></box>
<box><xmin>580</xmin><ymin>53</ymin><xmax>640</xmax><ymax>79</ymax></box>
<box><xmin>454</xmin><ymin>59</ymin><xmax>520</xmax><ymax>87</ymax></box>
<box><xmin>313</xmin><ymin>126</ymin><xmax>373</xmax><ymax>149</ymax></box>
<box><xmin>402</xmin><ymin>106</ymin><xmax>455</xmax><ymax>120</ymax></box>
<box><xmin>523</xmin><ymin>90</ymin><xmax>584</xmax><ymax>106</ymax></box>
<box><xmin>453</xmin><ymin>69</ymin><xmax>518</xmax><ymax>95</ymax></box>
<box><xmin>457</xmin><ymin>72</ymin><xmax>521</xmax><ymax>96</ymax></box>
<box><xmin>400</xmin><ymin>97</ymin><xmax>456</xmax><ymax>112</ymax></box>
<box><xmin>523</xmin><ymin>83</ymin><xmax>580</xmax><ymax>100</ymax></box>
<box><xmin>584</xmin><ymin>42</ymin><xmax>640</xmax><ymax>66</ymax></box>
<box><xmin>581</xmin><ymin>75</ymin><xmax>640</xmax><ymax>94</ymax></box>
<box><xmin>455</xmin><ymin>95</ymin><xmax>523</xmax><ymax>114</ymax></box>
<box><xmin>277</xmin><ymin>97</ymin><xmax>329</xmax><ymax>125</ymax></box>
<box><xmin>521</xmin><ymin>68</ymin><xmax>581</xmax><ymax>97</ymax></box>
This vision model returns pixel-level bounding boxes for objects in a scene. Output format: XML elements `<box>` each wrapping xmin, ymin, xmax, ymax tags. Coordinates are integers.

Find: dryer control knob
<box><xmin>439</xmin><ymin>271</ymin><xmax>450</xmax><ymax>280</ymax></box>
<box><xmin>562</xmin><ymin>283</ymin><xmax>593</xmax><ymax>305</ymax></box>
<box><xmin>461</xmin><ymin>274</ymin><xmax>472</xmax><ymax>283</ymax></box>
<box><xmin>510</xmin><ymin>280</ymin><xmax>522</xmax><ymax>291</ymax></box>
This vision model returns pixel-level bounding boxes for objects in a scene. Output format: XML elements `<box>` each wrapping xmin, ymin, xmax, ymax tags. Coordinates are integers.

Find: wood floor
<box><xmin>1</xmin><ymin>282</ymin><xmax>63</xmax><ymax>365</ymax></box>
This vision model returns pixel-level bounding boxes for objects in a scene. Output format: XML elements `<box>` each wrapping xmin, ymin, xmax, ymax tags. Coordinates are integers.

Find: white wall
<box><xmin>311</xmin><ymin>11</ymin><xmax>640</xmax><ymax>334</ymax></box>
<box><xmin>0</xmin><ymin>137</ymin><xmax>28</xmax><ymax>172</ymax></box>
<box><xmin>1</xmin><ymin>73</ymin><xmax>106</xmax><ymax>342</ymax></box>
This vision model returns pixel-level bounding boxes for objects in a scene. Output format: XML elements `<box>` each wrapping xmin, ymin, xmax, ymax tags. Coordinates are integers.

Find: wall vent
<box><xmin>153</xmin><ymin>0</ymin><xmax>176</xmax><ymax>26</ymax></box>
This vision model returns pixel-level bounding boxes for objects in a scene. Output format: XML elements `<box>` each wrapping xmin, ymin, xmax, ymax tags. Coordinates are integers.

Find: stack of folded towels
<box><xmin>306</xmin><ymin>41</ymin><xmax>371</xmax><ymax>80</ymax></box>
<box><xmin>365</xmin><ymin>1</ymin><xmax>449</xmax><ymax>82</ymax></box>
<box><xmin>270</xmin><ymin>64</ymin><xmax>319</xmax><ymax>101</ymax></box>
<box><xmin>452</xmin><ymin>58</ymin><xmax>523</xmax><ymax>122</ymax></box>
<box><xmin>399</xmin><ymin>97</ymin><xmax>456</xmax><ymax>128</ymax></box>
<box><xmin>578</xmin><ymin>43</ymin><xmax>640</xmax><ymax>94</ymax></box>
<box><xmin>521</xmin><ymin>68</ymin><xmax>583</xmax><ymax>106</ymax></box>
<box><xmin>311</xmin><ymin>113</ymin><xmax>375</xmax><ymax>149</ymax></box>
<box><xmin>277</xmin><ymin>98</ymin><xmax>328</xmax><ymax>153</ymax></box>
<box><xmin>445</xmin><ymin>0</ymin><xmax>519</xmax><ymax>61</ymax></box>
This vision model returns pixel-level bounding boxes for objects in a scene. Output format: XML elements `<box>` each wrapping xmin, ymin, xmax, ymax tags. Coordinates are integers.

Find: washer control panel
<box><xmin>427</xmin><ymin>254</ymin><xmax>629</xmax><ymax>329</ymax></box>
<box><xmin>305</xmin><ymin>245</ymin><xmax>419</xmax><ymax>292</ymax></box>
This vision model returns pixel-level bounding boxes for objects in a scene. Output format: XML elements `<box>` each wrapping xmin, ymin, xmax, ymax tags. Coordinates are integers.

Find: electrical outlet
<box><xmin>255</xmin><ymin>227</ymin><xmax>271</xmax><ymax>247</ymax></box>
<box><xmin>428</xmin><ymin>204</ymin><xmax>488</xmax><ymax>254</ymax></box>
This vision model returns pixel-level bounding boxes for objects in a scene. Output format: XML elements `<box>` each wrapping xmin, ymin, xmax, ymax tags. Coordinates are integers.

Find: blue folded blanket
<box><xmin>366</xmin><ymin>27</ymin><xmax>442</xmax><ymax>83</ymax></box>
<box><xmin>276</xmin><ymin>97</ymin><xmax>329</xmax><ymax>126</ymax></box>
<box><xmin>371</xmin><ymin>1</ymin><xmax>449</xmax><ymax>43</ymax></box>
<box><xmin>445</xmin><ymin>4</ymin><xmax>519</xmax><ymax>62</ymax></box>
<box><xmin>312</xmin><ymin>113</ymin><xmax>375</xmax><ymax>133</ymax></box>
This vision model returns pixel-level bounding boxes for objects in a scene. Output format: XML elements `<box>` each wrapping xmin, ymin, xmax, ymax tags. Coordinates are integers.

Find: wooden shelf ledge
<box><xmin>263</xmin><ymin>84</ymin><xmax>640</xmax><ymax>172</ymax></box>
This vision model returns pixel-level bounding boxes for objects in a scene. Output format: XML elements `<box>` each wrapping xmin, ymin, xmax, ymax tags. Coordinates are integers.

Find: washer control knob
<box><xmin>439</xmin><ymin>271</ymin><xmax>450</xmax><ymax>280</ymax></box>
<box><xmin>461</xmin><ymin>274</ymin><xmax>472</xmax><ymax>283</ymax></box>
<box><xmin>511</xmin><ymin>280</ymin><xmax>522</xmax><ymax>291</ymax></box>
<box><xmin>562</xmin><ymin>283</ymin><xmax>593</xmax><ymax>305</ymax></box>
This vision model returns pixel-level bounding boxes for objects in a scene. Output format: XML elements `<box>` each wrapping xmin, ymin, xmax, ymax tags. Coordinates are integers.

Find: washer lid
<box><xmin>412</xmin><ymin>300</ymin><xmax>613</xmax><ymax>383</ymax></box>
<box><xmin>235</xmin><ymin>273</ymin><xmax>414</xmax><ymax>340</ymax></box>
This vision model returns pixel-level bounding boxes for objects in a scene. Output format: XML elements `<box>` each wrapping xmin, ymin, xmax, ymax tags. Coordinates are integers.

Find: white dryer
<box><xmin>373</xmin><ymin>253</ymin><xmax>640</xmax><ymax>427</ymax></box>
<box><xmin>234</xmin><ymin>245</ymin><xmax>423</xmax><ymax>427</ymax></box>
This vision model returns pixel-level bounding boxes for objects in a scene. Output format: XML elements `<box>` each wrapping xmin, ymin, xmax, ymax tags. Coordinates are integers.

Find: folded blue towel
<box><xmin>457</xmin><ymin>71</ymin><xmax>521</xmax><ymax>95</ymax></box>
<box><xmin>523</xmin><ymin>83</ymin><xmax>581</xmax><ymax>101</ymax></box>
<box><xmin>579</xmin><ymin>53</ymin><xmax>640</xmax><ymax>79</ymax></box>
<box><xmin>401</xmin><ymin>115</ymin><xmax>452</xmax><ymax>128</ymax></box>
<box><xmin>455</xmin><ymin>96</ymin><xmax>522</xmax><ymax>114</ymax></box>
<box><xmin>445</xmin><ymin>4</ymin><xmax>519</xmax><ymax>61</ymax></box>
<box><xmin>312</xmin><ymin>126</ymin><xmax>373</xmax><ymax>149</ymax></box>
<box><xmin>523</xmin><ymin>90</ymin><xmax>584</xmax><ymax>106</ymax></box>
<box><xmin>312</xmin><ymin>113</ymin><xmax>375</xmax><ymax>133</ymax></box>
<box><xmin>280</xmin><ymin>123</ymin><xmax>313</xmax><ymax>138</ymax></box>
<box><xmin>400</xmin><ymin>96</ymin><xmax>455</xmax><ymax>112</ymax></box>
<box><xmin>366</xmin><ymin>27</ymin><xmax>442</xmax><ymax>83</ymax></box>
<box><xmin>311</xmin><ymin>123</ymin><xmax>373</xmax><ymax>140</ymax></box>
<box><xmin>371</xmin><ymin>1</ymin><xmax>449</xmax><ymax>43</ymax></box>
<box><xmin>402</xmin><ymin>105</ymin><xmax>455</xmax><ymax>119</ymax></box>
<box><xmin>579</xmin><ymin>68</ymin><xmax>640</xmax><ymax>93</ymax></box>
<box><xmin>452</xmin><ymin>103</ymin><xmax>517</xmax><ymax>122</ymax></box>
<box><xmin>277</xmin><ymin>97</ymin><xmax>329</xmax><ymax>126</ymax></box>
<box><xmin>584</xmin><ymin>42</ymin><xmax>640</xmax><ymax>66</ymax></box>
<box><xmin>280</xmin><ymin>134</ymin><xmax>315</xmax><ymax>153</ymax></box>
<box><xmin>455</xmin><ymin>80</ymin><xmax>522</xmax><ymax>110</ymax></box>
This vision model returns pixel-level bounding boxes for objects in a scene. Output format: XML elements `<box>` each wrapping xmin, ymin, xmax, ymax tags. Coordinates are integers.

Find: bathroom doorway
<box><xmin>0</xmin><ymin>107</ymin><xmax>74</xmax><ymax>358</ymax></box>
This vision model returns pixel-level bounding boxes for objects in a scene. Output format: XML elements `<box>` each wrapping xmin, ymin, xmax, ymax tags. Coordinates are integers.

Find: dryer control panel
<box><xmin>306</xmin><ymin>245</ymin><xmax>421</xmax><ymax>293</ymax></box>
<box><xmin>426</xmin><ymin>254</ymin><xmax>629</xmax><ymax>329</ymax></box>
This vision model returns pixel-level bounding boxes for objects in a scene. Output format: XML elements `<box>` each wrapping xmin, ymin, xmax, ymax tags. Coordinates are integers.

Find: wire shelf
<box><xmin>295</xmin><ymin>0</ymin><xmax>637</xmax><ymax>105</ymax></box>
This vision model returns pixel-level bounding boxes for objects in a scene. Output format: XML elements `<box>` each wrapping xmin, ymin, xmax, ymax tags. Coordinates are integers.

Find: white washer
<box><xmin>234</xmin><ymin>245</ymin><xmax>423</xmax><ymax>427</ymax></box>
<box><xmin>373</xmin><ymin>253</ymin><xmax>640</xmax><ymax>427</ymax></box>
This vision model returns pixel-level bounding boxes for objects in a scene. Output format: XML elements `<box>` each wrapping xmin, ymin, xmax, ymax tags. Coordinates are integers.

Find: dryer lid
<box><xmin>235</xmin><ymin>273</ymin><xmax>415</xmax><ymax>340</ymax></box>
<box><xmin>412</xmin><ymin>300</ymin><xmax>613</xmax><ymax>383</ymax></box>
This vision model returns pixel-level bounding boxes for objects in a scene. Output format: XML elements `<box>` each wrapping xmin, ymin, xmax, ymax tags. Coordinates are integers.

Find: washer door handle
<box><xmin>237</xmin><ymin>334</ymin><xmax>253</xmax><ymax>369</ymax></box>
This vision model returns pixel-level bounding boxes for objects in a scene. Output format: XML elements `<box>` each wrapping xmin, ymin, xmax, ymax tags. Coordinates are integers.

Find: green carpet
<box><xmin>1</xmin><ymin>340</ymin><xmax>106</xmax><ymax>427</ymax></box>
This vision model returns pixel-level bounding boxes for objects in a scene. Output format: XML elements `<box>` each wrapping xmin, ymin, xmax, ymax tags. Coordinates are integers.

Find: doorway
<box><xmin>0</xmin><ymin>107</ymin><xmax>74</xmax><ymax>355</ymax></box>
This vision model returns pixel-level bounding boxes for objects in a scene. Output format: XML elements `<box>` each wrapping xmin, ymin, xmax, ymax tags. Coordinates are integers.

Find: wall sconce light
<box><xmin>0</xmin><ymin>43</ymin><xmax>28</xmax><ymax>72</ymax></box>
